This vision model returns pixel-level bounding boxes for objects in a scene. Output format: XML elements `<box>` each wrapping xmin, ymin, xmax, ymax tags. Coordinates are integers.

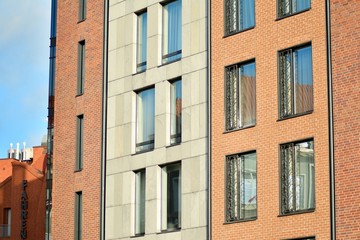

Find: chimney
<box><xmin>16</xmin><ymin>143</ymin><xmax>20</xmax><ymax>160</ymax></box>
<box><xmin>22</xmin><ymin>142</ymin><xmax>26</xmax><ymax>161</ymax></box>
<box><xmin>9</xmin><ymin>143</ymin><xmax>13</xmax><ymax>158</ymax></box>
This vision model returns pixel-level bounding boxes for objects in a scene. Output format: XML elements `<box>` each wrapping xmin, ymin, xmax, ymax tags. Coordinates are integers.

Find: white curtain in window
<box><xmin>164</xmin><ymin>0</ymin><xmax>182</xmax><ymax>62</ymax></box>
<box><xmin>137</xmin><ymin>12</ymin><xmax>147</xmax><ymax>71</ymax></box>
<box><xmin>137</xmin><ymin>89</ymin><xmax>155</xmax><ymax>145</ymax></box>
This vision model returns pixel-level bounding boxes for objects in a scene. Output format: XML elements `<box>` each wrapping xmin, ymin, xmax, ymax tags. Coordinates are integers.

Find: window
<box><xmin>74</xmin><ymin>192</ymin><xmax>82</xmax><ymax>240</ymax></box>
<box><xmin>278</xmin><ymin>0</ymin><xmax>311</xmax><ymax>18</ymax></box>
<box><xmin>225</xmin><ymin>61</ymin><xmax>256</xmax><ymax>131</ymax></box>
<box><xmin>77</xmin><ymin>40</ymin><xmax>85</xmax><ymax>95</ymax></box>
<box><xmin>225</xmin><ymin>0</ymin><xmax>255</xmax><ymax>35</ymax></box>
<box><xmin>286</xmin><ymin>237</ymin><xmax>315</xmax><ymax>240</ymax></box>
<box><xmin>280</xmin><ymin>140</ymin><xmax>315</xmax><ymax>214</ymax></box>
<box><xmin>76</xmin><ymin>115</ymin><xmax>84</xmax><ymax>170</ymax></box>
<box><xmin>161</xmin><ymin>163</ymin><xmax>181</xmax><ymax>231</ymax></box>
<box><xmin>136</xmin><ymin>88</ymin><xmax>155</xmax><ymax>152</ymax></box>
<box><xmin>279</xmin><ymin>45</ymin><xmax>313</xmax><ymax>118</ymax></box>
<box><xmin>79</xmin><ymin>0</ymin><xmax>86</xmax><ymax>21</ymax></box>
<box><xmin>137</xmin><ymin>11</ymin><xmax>147</xmax><ymax>72</ymax></box>
<box><xmin>135</xmin><ymin>170</ymin><xmax>146</xmax><ymax>235</ymax></box>
<box><xmin>170</xmin><ymin>79</ymin><xmax>182</xmax><ymax>144</ymax></box>
<box><xmin>226</xmin><ymin>152</ymin><xmax>257</xmax><ymax>222</ymax></box>
<box><xmin>3</xmin><ymin>208</ymin><xmax>11</xmax><ymax>237</ymax></box>
<box><xmin>162</xmin><ymin>0</ymin><xmax>182</xmax><ymax>64</ymax></box>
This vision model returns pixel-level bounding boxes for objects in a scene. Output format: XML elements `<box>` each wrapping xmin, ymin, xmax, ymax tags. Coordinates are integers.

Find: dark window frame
<box><xmin>76</xmin><ymin>115</ymin><xmax>84</xmax><ymax>171</ymax></box>
<box><xmin>78</xmin><ymin>0</ymin><xmax>86</xmax><ymax>21</ymax></box>
<box><xmin>77</xmin><ymin>40</ymin><xmax>85</xmax><ymax>95</ymax></box>
<box><xmin>278</xmin><ymin>43</ymin><xmax>313</xmax><ymax>119</ymax></box>
<box><xmin>279</xmin><ymin>139</ymin><xmax>315</xmax><ymax>215</ymax></box>
<box><xmin>224</xmin><ymin>59</ymin><xmax>256</xmax><ymax>131</ymax></box>
<box><xmin>225</xmin><ymin>151</ymin><xmax>257</xmax><ymax>223</ymax></box>
<box><xmin>74</xmin><ymin>191</ymin><xmax>82</xmax><ymax>240</ymax></box>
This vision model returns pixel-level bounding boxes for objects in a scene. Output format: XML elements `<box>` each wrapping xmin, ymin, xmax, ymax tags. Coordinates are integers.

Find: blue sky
<box><xmin>0</xmin><ymin>1</ymin><xmax>51</xmax><ymax>158</ymax></box>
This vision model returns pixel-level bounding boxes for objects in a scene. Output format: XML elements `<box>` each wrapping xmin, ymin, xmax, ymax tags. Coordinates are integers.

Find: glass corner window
<box><xmin>162</xmin><ymin>0</ymin><xmax>182</xmax><ymax>64</ymax></box>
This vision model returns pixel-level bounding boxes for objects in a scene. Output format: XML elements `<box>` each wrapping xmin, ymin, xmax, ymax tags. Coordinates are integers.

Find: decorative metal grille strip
<box><xmin>225</xmin><ymin>0</ymin><xmax>238</xmax><ymax>34</ymax></box>
<box><xmin>279</xmin><ymin>49</ymin><xmax>293</xmax><ymax>117</ymax></box>
<box><xmin>225</xmin><ymin>66</ymin><xmax>238</xmax><ymax>130</ymax></box>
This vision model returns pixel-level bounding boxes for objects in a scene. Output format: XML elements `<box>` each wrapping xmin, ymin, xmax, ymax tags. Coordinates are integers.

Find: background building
<box><xmin>105</xmin><ymin>0</ymin><xmax>209</xmax><ymax>239</ymax></box>
<box><xmin>51</xmin><ymin>0</ymin><xmax>104</xmax><ymax>239</ymax></box>
<box><xmin>0</xmin><ymin>145</ymin><xmax>47</xmax><ymax>240</ymax></box>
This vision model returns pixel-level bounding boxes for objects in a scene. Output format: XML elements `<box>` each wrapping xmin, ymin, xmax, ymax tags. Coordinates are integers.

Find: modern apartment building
<box><xmin>210</xmin><ymin>0</ymin><xmax>359</xmax><ymax>239</ymax></box>
<box><xmin>105</xmin><ymin>0</ymin><xmax>208</xmax><ymax>239</ymax></box>
<box><xmin>51</xmin><ymin>0</ymin><xmax>104</xmax><ymax>239</ymax></box>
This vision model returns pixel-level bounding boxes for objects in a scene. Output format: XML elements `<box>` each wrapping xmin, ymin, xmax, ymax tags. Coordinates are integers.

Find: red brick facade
<box><xmin>0</xmin><ymin>146</ymin><xmax>47</xmax><ymax>240</ymax></box>
<box><xmin>52</xmin><ymin>0</ymin><xmax>104</xmax><ymax>239</ymax></box>
<box><xmin>331</xmin><ymin>0</ymin><xmax>360</xmax><ymax>239</ymax></box>
<box><xmin>211</xmin><ymin>1</ymin><xmax>331</xmax><ymax>239</ymax></box>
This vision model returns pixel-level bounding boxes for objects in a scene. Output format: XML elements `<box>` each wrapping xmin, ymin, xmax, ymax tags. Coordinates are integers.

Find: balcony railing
<box><xmin>0</xmin><ymin>224</ymin><xmax>10</xmax><ymax>237</ymax></box>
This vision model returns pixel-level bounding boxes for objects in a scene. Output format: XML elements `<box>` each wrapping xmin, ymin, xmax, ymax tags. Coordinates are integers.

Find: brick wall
<box><xmin>211</xmin><ymin>1</ymin><xmax>331</xmax><ymax>239</ymax></box>
<box><xmin>331</xmin><ymin>0</ymin><xmax>360</xmax><ymax>239</ymax></box>
<box><xmin>52</xmin><ymin>0</ymin><xmax>104</xmax><ymax>239</ymax></box>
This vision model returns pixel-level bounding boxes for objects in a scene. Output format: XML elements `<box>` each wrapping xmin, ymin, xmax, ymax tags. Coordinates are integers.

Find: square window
<box><xmin>161</xmin><ymin>163</ymin><xmax>181</xmax><ymax>231</ymax></box>
<box><xmin>76</xmin><ymin>115</ymin><xmax>84</xmax><ymax>170</ymax></box>
<box><xmin>135</xmin><ymin>170</ymin><xmax>146</xmax><ymax>235</ymax></box>
<box><xmin>77</xmin><ymin>40</ymin><xmax>85</xmax><ymax>95</ymax></box>
<box><xmin>278</xmin><ymin>0</ymin><xmax>311</xmax><ymax>18</ymax></box>
<box><xmin>225</xmin><ymin>0</ymin><xmax>255</xmax><ymax>35</ymax></box>
<box><xmin>136</xmin><ymin>88</ymin><xmax>155</xmax><ymax>152</ymax></box>
<box><xmin>226</xmin><ymin>152</ymin><xmax>257</xmax><ymax>222</ymax></box>
<box><xmin>225</xmin><ymin>61</ymin><xmax>256</xmax><ymax>131</ymax></box>
<box><xmin>79</xmin><ymin>0</ymin><xmax>86</xmax><ymax>21</ymax></box>
<box><xmin>162</xmin><ymin>0</ymin><xmax>182</xmax><ymax>64</ymax></box>
<box><xmin>280</xmin><ymin>140</ymin><xmax>315</xmax><ymax>214</ymax></box>
<box><xmin>170</xmin><ymin>79</ymin><xmax>182</xmax><ymax>144</ymax></box>
<box><xmin>137</xmin><ymin>11</ymin><xmax>147</xmax><ymax>72</ymax></box>
<box><xmin>279</xmin><ymin>45</ymin><xmax>313</xmax><ymax>118</ymax></box>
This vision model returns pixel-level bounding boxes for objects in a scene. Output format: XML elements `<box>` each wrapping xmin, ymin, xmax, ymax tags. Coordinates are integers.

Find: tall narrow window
<box><xmin>162</xmin><ymin>0</ymin><xmax>182</xmax><ymax>64</ymax></box>
<box><xmin>137</xmin><ymin>11</ymin><xmax>147</xmax><ymax>72</ymax></box>
<box><xmin>279</xmin><ymin>45</ymin><xmax>313</xmax><ymax>118</ymax></box>
<box><xmin>278</xmin><ymin>0</ymin><xmax>311</xmax><ymax>18</ymax></box>
<box><xmin>135</xmin><ymin>170</ymin><xmax>146</xmax><ymax>235</ymax></box>
<box><xmin>280</xmin><ymin>140</ymin><xmax>315</xmax><ymax>214</ymax></box>
<box><xmin>161</xmin><ymin>163</ymin><xmax>181</xmax><ymax>231</ymax></box>
<box><xmin>74</xmin><ymin>192</ymin><xmax>82</xmax><ymax>240</ymax></box>
<box><xmin>136</xmin><ymin>88</ymin><xmax>155</xmax><ymax>152</ymax></box>
<box><xmin>4</xmin><ymin>208</ymin><xmax>11</xmax><ymax>237</ymax></box>
<box><xmin>225</xmin><ymin>0</ymin><xmax>255</xmax><ymax>35</ymax></box>
<box><xmin>170</xmin><ymin>79</ymin><xmax>182</xmax><ymax>144</ymax></box>
<box><xmin>76</xmin><ymin>115</ymin><xmax>84</xmax><ymax>170</ymax></box>
<box><xmin>79</xmin><ymin>0</ymin><xmax>86</xmax><ymax>21</ymax></box>
<box><xmin>226</xmin><ymin>152</ymin><xmax>257</xmax><ymax>222</ymax></box>
<box><xmin>77</xmin><ymin>40</ymin><xmax>85</xmax><ymax>95</ymax></box>
<box><xmin>225</xmin><ymin>61</ymin><xmax>256</xmax><ymax>131</ymax></box>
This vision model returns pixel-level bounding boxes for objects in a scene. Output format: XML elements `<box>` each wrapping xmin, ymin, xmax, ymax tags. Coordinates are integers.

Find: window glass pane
<box><xmin>163</xmin><ymin>0</ymin><xmax>182</xmax><ymax>63</ymax></box>
<box><xmin>162</xmin><ymin>163</ymin><xmax>181</xmax><ymax>230</ymax></box>
<box><xmin>75</xmin><ymin>192</ymin><xmax>82</xmax><ymax>240</ymax></box>
<box><xmin>239</xmin><ymin>0</ymin><xmax>255</xmax><ymax>30</ymax></box>
<box><xmin>135</xmin><ymin>170</ymin><xmax>146</xmax><ymax>234</ymax></box>
<box><xmin>76</xmin><ymin>115</ymin><xmax>83</xmax><ymax>170</ymax></box>
<box><xmin>294</xmin><ymin>46</ymin><xmax>313</xmax><ymax>114</ymax></box>
<box><xmin>137</xmin><ymin>12</ymin><xmax>147</xmax><ymax>72</ymax></box>
<box><xmin>240</xmin><ymin>62</ymin><xmax>256</xmax><ymax>127</ymax></box>
<box><xmin>136</xmin><ymin>88</ymin><xmax>155</xmax><ymax>152</ymax></box>
<box><xmin>226</xmin><ymin>152</ymin><xmax>257</xmax><ymax>222</ymax></box>
<box><xmin>170</xmin><ymin>80</ymin><xmax>182</xmax><ymax>144</ymax></box>
<box><xmin>79</xmin><ymin>0</ymin><xmax>86</xmax><ymax>20</ymax></box>
<box><xmin>78</xmin><ymin>41</ymin><xmax>85</xmax><ymax>95</ymax></box>
<box><xmin>292</xmin><ymin>0</ymin><xmax>311</xmax><ymax>13</ymax></box>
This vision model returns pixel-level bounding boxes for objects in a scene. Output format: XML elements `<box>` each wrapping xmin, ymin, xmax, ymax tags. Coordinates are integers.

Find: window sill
<box><xmin>157</xmin><ymin>228</ymin><xmax>181</xmax><ymax>234</ymax></box>
<box><xmin>75</xmin><ymin>93</ymin><xmax>84</xmax><ymax>97</ymax></box>
<box><xmin>223</xmin><ymin>26</ymin><xmax>255</xmax><ymax>39</ymax></box>
<box><xmin>77</xmin><ymin>18</ymin><xmax>86</xmax><ymax>24</ymax></box>
<box><xmin>223</xmin><ymin>217</ymin><xmax>257</xmax><ymax>225</ymax></box>
<box><xmin>133</xmin><ymin>69</ymin><xmax>146</xmax><ymax>76</ymax></box>
<box><xmin>132</xmin><ymin>148</ymin><xmax>154</xmax><ymax>155</ymax></box>
<box><xmin>276</xmin><ymin>8</ymin><xmax>311</xmax><ymax>21</ymax></box>
<box><xmin>166</xmin><ymin>142</ymin><xmax>181</xmax><ymax>148</ymax></box>
<box><xmin>74</xmin><ymin>168</ymin><xmax>83</xmax><ymax>173</ymax></box>
<box><xmin>223</xmin><ymin>124</ymin><xmax>256</xmax><ymax>134</ymax></box>
<box><xmin>278</xmin><ymin>208</ymin><xmax>315</xmax><ymax>217</ymax></box>
<box><xmin>159</xmin><ymin>58</ymin><xmax>181</xmax><ymax>68</ymax></box>
<box><xmin>130</xmin><ymin>233</ymin><xmax>145</xmax><ymax>238</ymax></box>
<box><xmin>277</xmin><ymin>110</ymin><xmax>313</xmax><ymax>122</ymax></box>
